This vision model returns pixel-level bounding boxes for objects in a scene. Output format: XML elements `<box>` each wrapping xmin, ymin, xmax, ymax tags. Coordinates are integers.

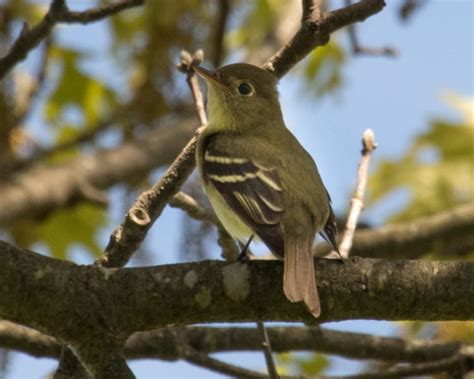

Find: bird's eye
<box><xmin>238</xmin><ymin>83</ymin><xmax>253</xmax><ymax>96</ymax></box>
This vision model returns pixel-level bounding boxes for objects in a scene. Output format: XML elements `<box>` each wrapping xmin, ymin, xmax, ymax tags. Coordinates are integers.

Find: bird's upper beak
<box><xmin>193</xmin><ymin>66</ymin><xmax>221</xmax><ymax>85</ymax></box>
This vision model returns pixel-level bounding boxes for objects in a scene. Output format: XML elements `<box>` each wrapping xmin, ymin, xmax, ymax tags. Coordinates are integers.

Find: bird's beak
<box><xmin>193</xmin><ymin>66</ymin><xmax>221</xmax><ymax>84</ymax></box>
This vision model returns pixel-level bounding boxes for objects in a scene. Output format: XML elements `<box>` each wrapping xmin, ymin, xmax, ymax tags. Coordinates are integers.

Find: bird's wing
<box><xmin>202</xmin><ymin>144</ymin><xmax>284</xmax><ymax>255</ymax></box>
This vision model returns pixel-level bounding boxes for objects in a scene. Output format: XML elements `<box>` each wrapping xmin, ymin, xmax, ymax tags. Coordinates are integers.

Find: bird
<box><xmin>194</xmin><ymin>63</ymin><xmax>338</xmax><ymax>318</ymax></box>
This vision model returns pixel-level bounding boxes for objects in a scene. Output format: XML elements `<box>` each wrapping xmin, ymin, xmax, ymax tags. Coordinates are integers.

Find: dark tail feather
<box><xmin>320</xmin><ymin>200</ymin><xmax>340</xmax><ymax>255</ymax></box>
<box><xmin>283</xmin><ymin>234</ymin><xmax>320</xmax><ymax>318</ymax></box>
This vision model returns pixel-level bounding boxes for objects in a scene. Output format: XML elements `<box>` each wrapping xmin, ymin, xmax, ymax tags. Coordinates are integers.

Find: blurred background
<box><xmin>0</xmin><ymin>0</ymin><xmax>472</xmax><ymax>377</ymax></box>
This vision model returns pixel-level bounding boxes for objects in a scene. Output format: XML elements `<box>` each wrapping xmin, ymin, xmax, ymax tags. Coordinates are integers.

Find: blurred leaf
<box><xmin>9</xmin><ymin>0</ymin><xmax>47</xmax><ymax>24</ymax></box>
<box><xmin>302</xmin><ymin>40</ymin><xmax>346</xmax><ymax>97</ymax></box>
<box><xmin>368</xmin><ymin>94</ymin><xmax>474</xmax><ymax>222</ymax></box>
<box><xmin>45</xmin><ymin>46</ymin><xmax>116</xmax><ymax>128</ymax></box>
<box><xmin>277</xmin><ymin>353</ymin><xmax>329</xmax><ymax>376</ymax></box>
<box><xmin>436</xmin><ymin>321</ymin><xmax>474</xmax><ymax>344</ymax></box>
<box><xmin>11</xmin><ymin>203</ymin><xmax>106</xmax><ymax>260</ymax></box>
<box><xmin>296</xmin><ymin>354</ymin><xmax>329</xmax><ymax>375</ymax></box>
<box><xmin>227</xmin><ymin>0</ymin><xmax>279</xmax><ymax>48</ymax></box>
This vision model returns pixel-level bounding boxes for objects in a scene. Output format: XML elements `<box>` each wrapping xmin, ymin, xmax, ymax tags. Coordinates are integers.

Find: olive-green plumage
<box><xmin>195</xmin><ymin>63</ymin><xmax>337</xmax><ymax>318</ymax></box>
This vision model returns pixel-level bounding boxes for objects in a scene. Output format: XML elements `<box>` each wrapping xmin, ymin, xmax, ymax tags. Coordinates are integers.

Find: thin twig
<box><xmin>338</xmin><ymin>129</ymin><xmax>377</xmax><ymax>258</ymax></box>
<box><xmin>330</xmin><ymin>354</ymin><xmax>470</xmax><ymax>379</ymax></box>
<box><xmin>0</xmin><ymin>110</ymin><xmax>121</xmax><ymax>176</ymax></box>
<box><xmin>399</xmin><ymin>0</ymin><xmax>427</xmax><ymax>21</ymax></box>
<box><xmin>212</xmin><ymin>0</ymin><xmax>230</xmax><ymax>68</ymax></box>
<box><xmin>347</xmin><ymin>23</ymin><xmax>397</xmax><ymax>57</ymax></box>
<box><xmin>182</xmin><ymin>347</ymin><xmax>269</xmax><ymax>379</ymax></box>
<box><xmin>177</xmin><ymin>50</ymin><xmax>208</xmax><ymax>125</ymax></box>
<box><xmin>169</xmin><ymin>191</ymin><xmax>218</xmax><ymax>225</ymax></box>
<box><xmin>257</xmin><ymin>321</ymin><xmax>279</xmax><ymax>379</ymax></box>
<box><xmin>52</xmin><ymin>0</ymin><xmax>144</xmax><ymax>24</ymax></box>
<box><xmin>14</xmin><ymin>37</ymin><xmax>51</xmax><ymax>124</ymax></box>
<box><xmin>345</xmin><ymin>0</ymin><xmax>396</xmax><ymax>57</ymax></box>
<box><xmin>0</xmin><ymin>0</ymin><xmax>144</xmax><ymax>79</ymax></box>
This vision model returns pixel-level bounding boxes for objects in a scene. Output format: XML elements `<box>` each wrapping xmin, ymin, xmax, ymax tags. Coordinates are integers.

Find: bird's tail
<box><xmin>283</xmin><ymin>234</ymin><xmax>320</xmax><ymax>318</ymax></box>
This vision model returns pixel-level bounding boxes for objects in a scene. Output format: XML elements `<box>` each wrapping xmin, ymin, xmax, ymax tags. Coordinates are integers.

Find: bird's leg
<box><xmin>334</xmin><ymin>249</ymin><xmax>344</xmax><ymax>263</ymax></box>
<box><xmin>237</xmin><ymin>234</ymin><xmax>254</xmax><ymax>262</ymax></box>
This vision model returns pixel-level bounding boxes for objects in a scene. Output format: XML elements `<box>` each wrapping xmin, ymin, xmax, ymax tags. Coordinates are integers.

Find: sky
<box><xmin>4</xmin><ymin>0</ymin><xmax>474</xmax><ymax>378</ymax></box>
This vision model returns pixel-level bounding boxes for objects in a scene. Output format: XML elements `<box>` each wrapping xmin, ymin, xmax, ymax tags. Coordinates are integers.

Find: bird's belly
<box><xmin>204</xmin><ymin>184</ymin><xmax>253</xmax><ymax>243</ymax></box>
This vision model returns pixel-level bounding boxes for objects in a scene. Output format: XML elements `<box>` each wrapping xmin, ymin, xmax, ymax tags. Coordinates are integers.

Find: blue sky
<box><xmin>6</xmin><ymin>0</ymin><xmax>474</xmax><ymax>377</ymax></box>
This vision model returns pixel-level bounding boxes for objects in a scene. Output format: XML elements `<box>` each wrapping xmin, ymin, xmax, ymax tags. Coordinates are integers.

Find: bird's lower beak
<box><xmin>193</xmin><ymin>66</ymin><xmax>221</xmax><ymax>84</ymax></box>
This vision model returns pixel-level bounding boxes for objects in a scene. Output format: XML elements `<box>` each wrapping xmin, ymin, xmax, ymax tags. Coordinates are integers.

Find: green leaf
<box><xmin>227</xmin><ymin>0</ymin><xmax>280</xmax><ymax>49</ymax></box>
<box><xmin>296</xmin><ymin>354</ymin><xmax>329</xmax><ymax>375</ymax></box>
<box><xmin>44</xmin><ymin>46</ymin><xmax>116</xmax><ymax>128</ymax></box>
<box><xmin>11</xmin><ymin>203</ymin><xmax>107</xmax><ymax>260</ymax></box>
<box><xmin>301</xmin><ymin>40</ymin><xmax>346</xmax><ymax>97</ymax></box>
<box><xmin>276</xmin><ymin>353</ymin><xmax>329</xmax><ymax>376</ymax></box>
<box><xmin>368</xmin><ymin>94</ymin><xmax>474</xmax><ymax>222</ymax></box>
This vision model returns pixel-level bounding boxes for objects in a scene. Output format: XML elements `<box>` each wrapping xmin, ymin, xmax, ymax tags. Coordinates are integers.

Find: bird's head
<box><xmin>194</xmin><ymin>63</ymin><xmax>283</xmax><ymax>130</ymax></box>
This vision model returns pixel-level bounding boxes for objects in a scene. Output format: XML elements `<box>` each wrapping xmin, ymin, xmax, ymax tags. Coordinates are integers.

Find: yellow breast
<box><xmin>203</xmin><ymin>183</ymin><xmax>254</xmax><ymax>243</ymax></box>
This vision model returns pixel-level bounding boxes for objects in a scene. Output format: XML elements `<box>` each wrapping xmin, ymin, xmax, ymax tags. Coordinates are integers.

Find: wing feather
<box><xmin>202</xmin><ymin>144</ymin><xmax>284</xmax><ymax>255</ymax></box>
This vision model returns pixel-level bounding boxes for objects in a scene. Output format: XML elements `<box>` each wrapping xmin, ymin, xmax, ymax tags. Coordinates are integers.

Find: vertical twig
<box><xmin>257</xmin><ymin>321</ymin><xmax>280</xmax><ymax>379</ymax></box>
<box><xmin>180</xmin><ymin>50</ymin><xmax>208</xmax><ymax>125</ymax></box>
<box><xmin>344</xmin><ymin>0</ymin><xmax>396</xmax><ymax>57</ymax></box>
<box><xmin>212</xmin><ymin>0</ymin><xmax>230</xmax><ymax>68</ymax></box>
<box><xmin>338</xmin><ymin>129</ymin><xmax>377</xmax><ymax>258</ymax></box>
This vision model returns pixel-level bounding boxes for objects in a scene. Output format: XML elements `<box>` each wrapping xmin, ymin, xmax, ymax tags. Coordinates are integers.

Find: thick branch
<box><xmin>263</xmin><ymin>0</ymin><xmax>386</xmax><ymax>78</ymax></box>
<box><xmin>0</xmin><ymin>119</ymin><xmax>195</xmax><ymax>226</ymax></box>
<box><xmin>315</xmin><ymin>202</ymin><xmax>474</xmax><ymax>259</ymax></box>
<box><xmin>0</xmin><ymin>0</ymin><xmax>144</xmax><ymax>79</ymax></box>
<box><xmin>2</xmin><ymin>321</ymin><xmax>470</xmax><ymax>365</ymax></box>
<box><xmin>1</xmin><ymin>240</ymin><xmax>473</xmax><ymax>349</ymax></box>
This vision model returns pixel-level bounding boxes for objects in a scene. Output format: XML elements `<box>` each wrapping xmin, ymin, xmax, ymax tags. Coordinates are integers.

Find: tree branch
<box><xmin>263</xmin><ymin>0</ymin><xmax>386</xmax><ymax>78</ymax></box>
<box><xmin>97</xmin><ymin>129</ymin><xmax>201</xmax><ymax>268</ymax></box>
<box><xmin>257</xmin><ymin>321</ymin><xmax>279</xmax><ymax>379</ymax></box>
<box><xmin>181</xmin><ymin>346</ymin><xmax>270</xmax><ymax>379</ymax></box>
<box><xmin>1</xmin><ymin>240</ymin><xmax>473</xmax><ymax>348</ymax></box>
<box><xmin>0</xmin><ymin>0</ymin><xmax>144</xmax><ymax>79</ymax></box>
<box><xmin>333</xmin><ymin>354</ymin><xmax>472</xmax><ymax>379</ymax></box>
<box><xmin>0</xmin><ymin>119</ymin><xmax>196</xmax><ymax>226</ymax></box>
<box><xmin>339</xmin><ymin>129</ymin><xmax>377</xmax><ymax>258</ymax></box>
<box><xmin>211</xmin><ymin>0</ymin><xmax>230</xmax><ymax>68</ymax></box>
<box><xmin>169</xmin><ymin>192</ymin><xmax>218</xmax><ymax>225</ymax></box>
<box><xmin>97</xmin><ymin>51</ymin><xmax>207</xmax><ymax>269</ymax></box>
<box><xmin>302</xmin><ymin>0</ymin><xmax>323</xmax><ymax>22</ymax></box>
<box><xmin>345</xmin><ymin>0</ymin><xmax>396</xmax><ymax>57</ymax></box>
<box><xmin>316</xmin><ymin>202</ymin><xmax>474</xmax><ymax>259</ymax></box>
<box><xmin>2</xmin><ymin>321</ymin><xmax>471</xmax><ymax>365</ymax></box>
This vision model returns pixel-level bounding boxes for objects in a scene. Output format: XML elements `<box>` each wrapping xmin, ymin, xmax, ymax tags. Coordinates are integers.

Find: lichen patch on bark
<box><xmin>222</xmin><ymin>263</ymin><xmax>250</xmax><ymax>302</ymax></box>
